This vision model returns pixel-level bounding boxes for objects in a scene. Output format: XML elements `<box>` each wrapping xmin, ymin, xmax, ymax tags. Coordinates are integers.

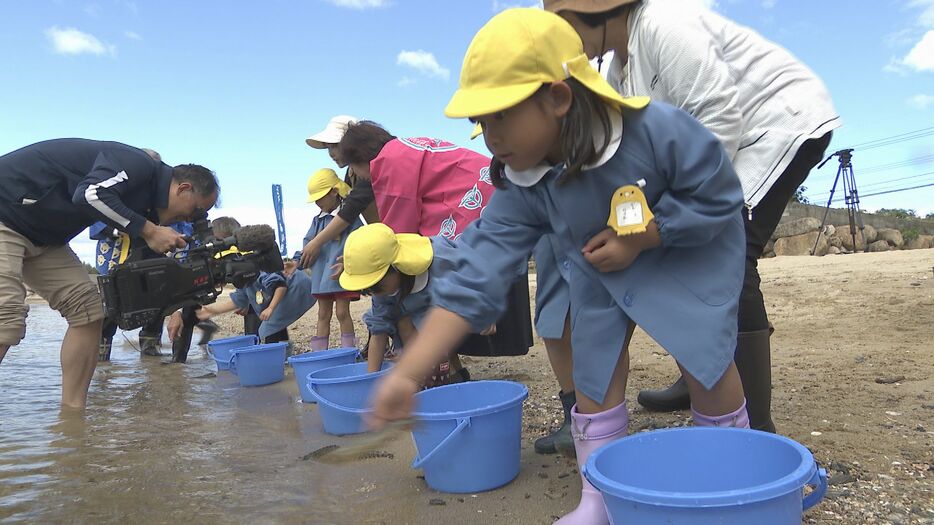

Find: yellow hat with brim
<box><xmin>445</xmin><ymin>8</ymin><xmax>649</xmax><ymax>122</ymax></box>
<box><xmin>339</xmin><ymin>223</ymin><xmax>434</xmax><ymax>291</ymax></box>
<box><xmin>307</xmin><ymin>168</ymin><xmax>351</xmax><ymax>203</ymax></box>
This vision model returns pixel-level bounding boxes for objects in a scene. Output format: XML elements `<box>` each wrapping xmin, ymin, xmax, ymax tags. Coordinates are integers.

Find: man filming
<box><xmin>0</xmin><ymin>138</ymin><xmax>219</xmax><ymax>408</ymax></box>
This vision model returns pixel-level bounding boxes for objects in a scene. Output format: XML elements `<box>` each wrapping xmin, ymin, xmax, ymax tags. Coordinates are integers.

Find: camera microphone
<box><xmin>231</xmin><ymin>224</ymin><xmax>277</xmax><ymax>251</ymax></box>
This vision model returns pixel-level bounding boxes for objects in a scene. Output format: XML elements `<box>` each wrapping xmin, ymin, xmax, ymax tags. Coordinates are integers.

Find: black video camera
<box><xmin>97</xmin><ymin>216</ymin><xmax>283</xmax><ymax>330</ymax></box>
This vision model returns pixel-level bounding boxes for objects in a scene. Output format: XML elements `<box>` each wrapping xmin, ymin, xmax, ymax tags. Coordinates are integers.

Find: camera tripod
<box><xmin>812</xmin><ymin>149</ymin><xmax>865</xmax><ymax>255</ymax></box>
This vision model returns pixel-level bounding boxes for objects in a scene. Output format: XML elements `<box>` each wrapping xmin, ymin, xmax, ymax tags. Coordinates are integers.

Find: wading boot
<box><xmin>139</xmin><ymin>335</ymin><xmax>163</xmax><ymax>357</ymax></box>
<box><xmin>637</xmin><ymin>376</ymin><xmax>691</xmax><ymax>412</ymax></box>
<box><xmin>534</xmin><ymin>389</ymin><xmax>576</xmax><ymax>455</ymax></box>
<box><xmin>735</xmin><ymin>327</ymin><xmax>776</xmax><ymax>433</ymax></box>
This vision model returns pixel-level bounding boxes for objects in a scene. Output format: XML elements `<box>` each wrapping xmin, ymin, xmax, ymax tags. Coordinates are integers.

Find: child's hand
<box><xmin>330</xmin><ymin>256</ymin><xmax>344</xmax><ymax>280</ymax></box>
<box><xmin>300</xmin><ymin>240</ymin><xmax>321</xmax><ymax>269</ymax></box>
<box><xmin>195</xmin><ymin>308</ymin><xmax>213</xmax><ymax>321</ymax></box>
<box><xmin>582</xmin><ymin>224</ymin><xmax>659</xmax><ymax>272</ymax></box>
<box><xmin>480</xmin><ymin>324</ymin><xmax>497</xmax><ymax>336</ymax></box>
<box><xmin>259</xmin><ymin>308</ymin><xmax>273</xmax><ymax>321</ymax></box>
<box><xmin>367</xmin><ymin>370</ymin><xmax>422</xmax><ymax>431</ymax></box>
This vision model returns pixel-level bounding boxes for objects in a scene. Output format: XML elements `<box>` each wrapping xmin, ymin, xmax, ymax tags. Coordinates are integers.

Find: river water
<box><xmin>0</xmin><ymin>304</ymin><xmax>405</xmax><ymax>524</ymax></box>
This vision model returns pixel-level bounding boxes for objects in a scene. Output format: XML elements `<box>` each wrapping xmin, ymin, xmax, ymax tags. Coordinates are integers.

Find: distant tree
<box><xmin>83</xmin><ymin>262</ymin><xmax>99</xmax><ymax>275</ymax></box>
<box><xmin>926</xmin><ymin>212</ymin><xmax>934</xmax><ymax>220</ymax></box>
<box><xmin>790</xmin><ymin>185</ymin><xmax>809</xmax><ymax>205</ymax></box>
<box><xmin>874</xmin><ymin>208</ymin><xmax>917</xmax><ymax>220</ymax></box>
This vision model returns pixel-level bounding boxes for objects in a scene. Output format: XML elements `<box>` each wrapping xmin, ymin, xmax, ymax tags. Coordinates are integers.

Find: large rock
<box><xmin>863</xmin><ymin>224</ymin><xmax>877</xmax><ymax>244</ymax></box>
<box><xmin>827</xmin><ymin>245</ymin><xmax>841</xmax><ymax>255</ymax></box>
<box><xmin>906</xmin><ymin>234</ymin><xmax>934</xmax><ymax>250</ymax></box>
<box><xmin>868</xmin><ymin>240</ymin><xmax>891</xmax><ymax>252</ymax></box>
<box><xmin>774</xmin><ymin>231</ymin><xmax>828</xmax><ymax>256</ymax></box>
<box><xmin>772</xmin><ymin>217</ymin><xmax>822</xmax><ymax>240</ymax></box>
<box><xmin>834</xmin><ymin>227</ymin><xmax>866</xmax><ymax>252</ymax></box>
<box><xmin>829</xmin><ymin>234</ymin><xmax>843</xmax><ymax>248</ymax></box>
<box><xmin>876</xmin><ymin>228</ymin><xmax>904</xmax><ymax>248</ymax></box>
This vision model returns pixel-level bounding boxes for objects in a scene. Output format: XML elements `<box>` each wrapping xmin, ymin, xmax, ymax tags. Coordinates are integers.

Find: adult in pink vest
<box><xmin>338</xmin><ymin>120</ymin><xmax>532</xmax><ymax>365</ymax></box>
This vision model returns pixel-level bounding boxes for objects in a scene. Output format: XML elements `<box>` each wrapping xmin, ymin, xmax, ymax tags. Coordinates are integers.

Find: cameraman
<box><xmin>0</xmin><ymin>138</ymin><xmax>218</xmax><ymax>408</ymax></box>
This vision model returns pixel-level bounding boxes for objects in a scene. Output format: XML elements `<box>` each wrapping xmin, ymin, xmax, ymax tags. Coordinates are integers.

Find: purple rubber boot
<box><xmin>692</xmin><ymin>399</ymin><xmax>751</xmax><ymax>428</ymax></box>
<box><xmin>310</xmin><ymin>336</ymin><xmax>329</xmax><ymax>351</ymax></box>
<box><xmin>556</xmin><ymin>400</ymin><xmax>629</xmax><ymax>525</ymax></box>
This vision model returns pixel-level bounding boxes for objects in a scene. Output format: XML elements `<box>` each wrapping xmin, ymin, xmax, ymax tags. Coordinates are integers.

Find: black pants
<box><xmin>740</xmin><ymin>133</ymin><xmax>832</xmax><ymax>331</ymax></box>
<box><xmin>262</xmin><ymin>327</ymin><xmax>289</xmax><ymax>344</ymax></box>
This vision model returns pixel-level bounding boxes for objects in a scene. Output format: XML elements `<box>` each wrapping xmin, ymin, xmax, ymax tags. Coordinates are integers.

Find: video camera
<box><xmin>97</xmin><ymin>215</ymin><xmax>284</xmax><ymax>330</ymax></box>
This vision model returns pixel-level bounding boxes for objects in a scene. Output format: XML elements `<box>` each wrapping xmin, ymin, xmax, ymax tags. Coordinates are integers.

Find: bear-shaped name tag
<box><xmin>607</xmin><ymin>179</ymin><xmax>654</xmax><ymax>236</ymax></box>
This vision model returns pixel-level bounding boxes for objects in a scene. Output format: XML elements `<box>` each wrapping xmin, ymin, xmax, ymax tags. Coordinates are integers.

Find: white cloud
<box><xmin>492</xmin><ymin>0</ymin><xmax>542</xmax><ymax>12</ymax></box>
<box><xmin>397</xmin><ymin>76</ymin><xmax>416</xmax><ymax>88</ymax></box>
<box><xmin>45</xmin><ymin>26</ymin><xmax>114</xmax><ymax>56</ymax></box>
<box><xmin>124</xmin><ymin>30</ymin><xmax>142</xmax><ymax>40</ymax></box>
<box><xmin>907</xmin><ymin>93</ymin><xmax>934</xmax><ymax>109</ymax></box>
<box><xmin>909</xmin><ymin>0</ymin><xmax>934</xmax><ymax>27</ymax></box>
<box><xmin>761</xmin><ymin>0</ymin><xmax>776</xmax><ymax>8</ymax></box>
<box><xmin>324</xmin><ymin>0</ymin><xmax>389</xmax><ymax>9</ymax></box>
<box><xmin>904</xmin><ymin>30</ymin><xmax>934</xmax><ymax>71</ymax></box>
<box><xmin>396</xmin><ymin>50</ymin><xmax>449</xmax><ymax>80</ymax></box>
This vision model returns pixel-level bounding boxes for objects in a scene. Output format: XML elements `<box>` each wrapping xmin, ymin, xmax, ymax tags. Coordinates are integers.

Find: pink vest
<box><xmin>370</xmin><ymin>137</ymin><xmax>494</xmax><ymax>239</ymax></box>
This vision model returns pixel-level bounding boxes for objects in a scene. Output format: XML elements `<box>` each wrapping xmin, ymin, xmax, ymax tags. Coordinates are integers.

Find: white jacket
<box><xmin>608</xmin><ymin>0</ymin><xmax>841</xmax><ymax>211</ymax></box>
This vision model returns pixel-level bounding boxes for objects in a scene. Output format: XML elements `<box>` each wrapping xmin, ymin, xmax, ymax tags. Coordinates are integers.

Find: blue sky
<box><xmin>0</xmin><ymin>0</ymin><xmax>932</xmax><ymax>263</ymax></box>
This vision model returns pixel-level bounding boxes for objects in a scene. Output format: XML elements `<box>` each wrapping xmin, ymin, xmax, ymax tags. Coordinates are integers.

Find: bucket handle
<box><xmin>802</xmin><ymin>466</ymin><xmax>828</xmax><ymax>511</ymax></box>
<box><xmin>229</xmin><ymin>353</ymin><xmax>239</xmax><ymax>374</ymax></box>
<box><xmin>411</xmin><ymin>417</ymin><xmax>471</xmax><ymax>470</ymax></box>
<box><xmin>307</xmin><ymin>383</ymin><xmax>363</xmax><ymax>414</ymax></box>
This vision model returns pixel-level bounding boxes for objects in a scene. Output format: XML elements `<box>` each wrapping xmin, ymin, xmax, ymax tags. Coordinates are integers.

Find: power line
<box><xmin>826</xmin><ymin>182</ymin><xmax>934</xmax><ymax>203</ymax></box>
<box><xmin>805</xmin><ymin>170</ymin><xmax>934</xmax><ymax>199</ymax></box>
<box><xmin>845</xmin><ymin>126</ymin><xmax>934</xmax><ymax>151</ymax></box>
<box><xmin>857</xmin><ymin>153</ymin><xmax>934</xmax><ymax>174</ymax></box>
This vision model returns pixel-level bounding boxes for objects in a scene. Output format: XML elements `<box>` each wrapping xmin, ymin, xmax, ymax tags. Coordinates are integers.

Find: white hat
<box><xmin>305</xmin><ymin>115</ymin><xmax>359</xmax><ymax>149</ymax></box>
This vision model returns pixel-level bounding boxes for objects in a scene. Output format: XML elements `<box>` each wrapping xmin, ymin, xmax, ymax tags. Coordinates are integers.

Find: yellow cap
<box><xmin>307</xmin><ymin>168</ymin><xmax>351</xmax><ymax>203</ymax></box>
<box><xmin>445</xmin><ymin>8</ymin><xmax>648</xmax><ymax>120</ymax></box>
<box><xmin>339</xmin><ymin>223</ymin><xmax>434</xmax><ymax>291</ymax></box>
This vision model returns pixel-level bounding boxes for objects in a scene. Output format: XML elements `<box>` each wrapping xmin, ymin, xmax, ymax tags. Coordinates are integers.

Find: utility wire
<box><xmin>844</xmin><ymin>126</ymin><xmax>934</xmax><ymax>151</ymax></box>
<box><xmin>826</xmin><ymin>182</ymin><xmax>934</xmax><ymax>203</ymax></box>
<box><xmin>806</xmin><ymin>170</ymin><xmax>934</xmax><ymax>199</ymax></box>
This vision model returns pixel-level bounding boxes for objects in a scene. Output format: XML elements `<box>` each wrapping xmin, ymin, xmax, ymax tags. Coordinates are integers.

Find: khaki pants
<box><xmin>0</xmin><ymin>223</ymin><xmax>104</xmax><ymax>346</ymax></box>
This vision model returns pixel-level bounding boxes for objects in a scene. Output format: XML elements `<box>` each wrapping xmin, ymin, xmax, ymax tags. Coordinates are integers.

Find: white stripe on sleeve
<box><xmin>84</xmin><ymin>170</ymin><xmax>132</xmax><ymax>227</ymax></box>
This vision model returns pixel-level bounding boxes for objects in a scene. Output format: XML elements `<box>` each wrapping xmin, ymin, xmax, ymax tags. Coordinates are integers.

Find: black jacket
<box><xmin>0</xmin><ymin>138</ymin><xmax>171</xmax><ymax>246</ymax></box>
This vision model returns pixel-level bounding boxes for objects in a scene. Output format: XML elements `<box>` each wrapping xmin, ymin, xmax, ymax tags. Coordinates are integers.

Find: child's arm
<box><xmin>300</xmin><ymin>216</ymin><xmax>351</xmax><ymax>268</ymax></box>
<box><xmin>196</xmin><ymin>298</ymin><xmax>239</xmax><ymax>320</ymax></box>
<box><xmin>370</xmin><ymin>189</ymin><xmax>545</xmax><ymax>429</ymax></box>
<box><xmin>367</xmin><ymin>333</ymin><xmax>389</xmax><ymax>373</ymax></box>
<box><xmin>369</xmin><ymin>308</ymin><xmax>472</xmax><ymax>426</ymax></box>
<box><xmin>259</xmin><ymin>286</ymin><xmax>286</xmax><ymax>321</ymax></box>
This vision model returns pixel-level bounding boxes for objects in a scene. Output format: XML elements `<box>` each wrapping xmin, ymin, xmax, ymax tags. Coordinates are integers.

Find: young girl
<box><xmin>303</xmin><ymin>168</ymin><xmax>364</xmax><ymax>350</ymax></box>
<box><xmin>197</xmin><ymin>260</ymin><xmax>315</xmax><ymax>345</ymax></box>
<box><xmin>370</xmin><ymin>9</ymin><xmax>749</xmax><ymax>524</ymax></box>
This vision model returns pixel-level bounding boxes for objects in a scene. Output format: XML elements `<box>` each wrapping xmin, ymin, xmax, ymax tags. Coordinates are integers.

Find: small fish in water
<box><xmin>310</xmin><ymin>419</ymin><xmax>416</xmax><ymax>464</ymax></box>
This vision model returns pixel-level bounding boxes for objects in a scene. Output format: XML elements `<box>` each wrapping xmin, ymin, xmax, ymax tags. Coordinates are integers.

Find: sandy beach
<box><xmin>205</xmin><ymin>248</ymin><xmax>933</xmax><ymax>524</ymax></box>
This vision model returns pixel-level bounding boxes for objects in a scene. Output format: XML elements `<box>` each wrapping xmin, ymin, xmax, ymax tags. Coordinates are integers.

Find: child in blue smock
<box><xmin>197</xmin><ymin>260</ymin><xmax>316</xmax><ymax>344</ymax></box>
<box><xmin>337</xmin><ymin>223</ymin><xmax>493</xmax><ymax>384</ymax></box>
<box><xmin>303</xmin><ymin>168</ymin><xmax>364</xmax><ymax>351</ymax></box>
<box><xmin>370</xmin><ymin>9</ymin><xmax>750</xmax><ymax>525</ymax></box>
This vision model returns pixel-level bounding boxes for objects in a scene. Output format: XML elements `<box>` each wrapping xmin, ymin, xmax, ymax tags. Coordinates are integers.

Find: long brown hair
<box><xmin>489</xmin><ymin>78</ymin><xmax>613</xmax><ymax>188</ymax></box>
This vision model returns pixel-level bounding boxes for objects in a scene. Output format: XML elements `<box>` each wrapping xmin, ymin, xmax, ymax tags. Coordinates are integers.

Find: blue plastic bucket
<box><xmin>287</xmin><ymin>347</ymin><xmax>358</xmax><ymax>403</ymax></box>
<box><xmin>306</xmin><ymin>362</ymin><xmax>393</xmax><ymax>435</ymax></box>
<box><xmin>584</xmin><ymin>428</ymin><xmax>827</xmax><ymax>524</ymax></box>
<box><xmin>229</xmin><ymin>343</ymin><xmax>288</xmax><ymax>387</ymax></box>
<box><xmin>410</xmin><ymin>380</ymin><xmax>528</xmax><ymax>493</ymax></box>
<box><xmin>208</xmin><ymin>335</ymin><xmax>259</xmax><ymax>371</ymax></box>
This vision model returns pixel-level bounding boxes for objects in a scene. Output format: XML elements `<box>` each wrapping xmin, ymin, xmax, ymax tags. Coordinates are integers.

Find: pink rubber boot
<box><xmin>692</xmin><ymin>399</ymin><xmax>751</xmax><ymax>428</ymax></box>
<box><xmin>556</xmin><ymin>400</ymin><xmax>629</xmax><ymax>525</ymax></box>
<box><xmin>310</xmin><ymin>336</ymin><xmax>329</xmax><ymax>351</ymax></box>
<box><xmin>340</xmin><ymin>332</ymin><xmax>357</xmax><ymax>349</ymax></box>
